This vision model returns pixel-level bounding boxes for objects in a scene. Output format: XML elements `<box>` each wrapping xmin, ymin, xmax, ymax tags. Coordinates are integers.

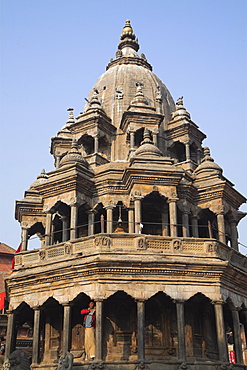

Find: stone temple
<box><xmin>4</xmin><ymin>20</ymin><xmax>247</xmax><ymax>370</ymax></box>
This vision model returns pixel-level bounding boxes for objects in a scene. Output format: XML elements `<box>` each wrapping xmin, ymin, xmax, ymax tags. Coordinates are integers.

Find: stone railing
<box><xmin>13</xmin><ymin>234</ymin><xmax>247</xmax><ymax>272</ymax></box>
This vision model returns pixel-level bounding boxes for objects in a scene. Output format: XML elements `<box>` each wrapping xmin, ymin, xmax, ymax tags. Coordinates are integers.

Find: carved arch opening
<box><xmin>141</xmin><ymin>191</ymin><xmax>169</xmax><ymax>236</ymax></box>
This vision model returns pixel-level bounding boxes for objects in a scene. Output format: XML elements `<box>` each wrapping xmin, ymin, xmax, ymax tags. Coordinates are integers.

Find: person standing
<box><xmin>80</xmin><ymin>301</ymin><xmax>96</xmax><ymax>361</ymax></box>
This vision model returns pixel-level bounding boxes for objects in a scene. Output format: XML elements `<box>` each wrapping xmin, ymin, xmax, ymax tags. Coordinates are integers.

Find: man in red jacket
<box><xmin>80</xmin><ymin>301</ymin><xmax>96</xmax><ymax>361</ymax></box>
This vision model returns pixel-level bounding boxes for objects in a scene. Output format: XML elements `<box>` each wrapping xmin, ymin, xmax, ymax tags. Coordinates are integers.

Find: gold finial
<box><xmin>120</xmin><ymin>19</ymin><xmax>135</xmax><ymax>40</ymax></box>
<box><xmin>122</xmin><ymin>20</ymin><xmax>133</xmax><ymax>34</ymax></box>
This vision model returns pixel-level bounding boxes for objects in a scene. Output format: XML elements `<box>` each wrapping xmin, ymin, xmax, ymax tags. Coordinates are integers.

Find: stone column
<box><xmin>182</xmin><ymin>211</ymin><xmax>190</xmax><ymax>237</ymax></box>
<box><xmin>162</xmin><ymin>210</ymin><xmax>169</xmax><ymax>236</ymax></box>
<box><xmin>130</xmin><ymin>131</ymin><xmax>135</xmax><ymax>150</ymax></box>
<box><xmin>153</xmin><ymin>131</ymin><xmax>158</xmax><ymax>147</ymax></box>
<box><xmin>62</xmin><ymin>303</ymin><xmax>72</xmax><ymax>354</ymax></box>
<box><xmin>168</xmin><ymin>198</ymin><xmax>178</xmax><ymax>237</ymax></box>
<box><xmin>94</xmin><ymin>135</ymin><xmax>99</xmax><ymax>153</ymax></box>
<box><xmin>70</xmin><ymin>204</ymin><xmax>78</xmax><ymax>240</ymax></box>
<box><xmin>105</xmin><ymin>206</ymin><xmax>113</xmax><ymax>233</ymax></box>
<box><xmin>55</xmin><ymin>155</ymin><xmax>61</xmax><ymax>169</ymax></box>
<box><xmin>87</xmin><ymin>211</ymin><xmax>95</xmax><ymax>236</ymax></box>
<box><xmin>231</xmin><ymin>307</ymin><xmax>243</xmax><ymax>364</ymax></box>
<box><xmin>21</xmin><ymin>224</ymin><xmax>29</xmax><ymax>251</ymax></box>
<box><xmin>175</xmin><ymin>300</ymin><xmax>186</xmax><ymax>361</ymax></box>
<box><xmin>217</xmin><ymin>212</ymin><xmax>226</xmax><ymax>244</ymax></box>
<box><xmin>5</xmin><ymin>310</ymin><xmax>15</xmax><ymax>359</ymax></box>
<box><xmin>196</xmin><ymin>148</ymin><xmax>201</xmax><ymax>165</ymax></box>
<box><xmin>185</xmin><ymin>142</ymin><xmax>190</xmax><ymax>161</ymax></box>
<box><xmin>61</xmin><ymin>216</ymin><xmax>68</xmax><ymax>242</ymax></box>
<box><xmin>45</xmin><ymin>212</ymin><xmax>52</xmax><ymax>246</ymax></box>
<box><xmin>230</xmin><ymin>221</ymin><xmax>239</xmax><ymax>251</ymax></box>
<box><xmin>128</xmin><ymin>208</ymin><xmax>135</xmax><ymax>234</ymax></box>
<box><xmin>32</xmin><ymin>307</ymin><xmax>41</xmax><ymax>364</ymax></box>
<box><xmin>95</xmin><ymin>299</ymin><xmax>103</xmax><ymax>361</ymax></box>
<box><xmin>213</xmin><ymin>301</ymin><xmax>228</xmax><ymax>362</ymax></box>
<box><xmin>191</xmin><ymin>216</ymin><xmax>199</xmax><ymax>238</ymax></box>
<box><xmin>136</xmin><ymin>299</ymin><xmax>145</xmax><ymax>361</ymax></box>
<box><xmin>134</xmin><ymin>197</ymin><xmax>142</xmax><ymax>234</ymax></box>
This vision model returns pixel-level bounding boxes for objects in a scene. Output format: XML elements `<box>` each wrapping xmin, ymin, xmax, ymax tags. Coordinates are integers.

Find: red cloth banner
<box><xmin>0</xmin><ymin>291</ymin><xmax>6</xmax><ymax>310</ymax></box>
<box><xmin>11</xmin><ymin>243</ymin><xmax>22</xmax><ymax>270</ymax></box>
<box><xmin>229</xmin><ymin>351</ymin><xmax>236</xmax><ymax>363</ymax></box>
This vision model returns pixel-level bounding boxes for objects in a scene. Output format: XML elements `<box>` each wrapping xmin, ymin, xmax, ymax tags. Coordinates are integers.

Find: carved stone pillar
<box><xmin>191</xmin><ymin>216</ymin><xmax>199</xmax><ymax>238</ymax></box>
<box><xmin>55</xmin><ymin>155</ymin><xmax>61</xmax><ymax>169</ymax></box>
<box><xmin>94</xmin><ymin>135</ymin><xmax>99</xmax><ymax>153</ymax></box>
<box><xmin>213</xmin><ymin>301</ymin><xmax>228</xmax><ymax>362</ymax></box>
<box><xmin>136</xmin><ymin>299</ymin><xmax>145</xmax><ymax>361</ymax></box>
<box><xmin>185</xmin><ymin>142</ymin><xmax>190</xmax><ymax>161</ymax></box>
<box><xmin>162</xmin><ymin>209</ymin><xmax>169</xmax><ymax>236</ymax></box>
<box><xmin>231</xmin><ymin>307</ymin><xmax>243</xmax><ymax>364</ymax></box>
<box><xmin>21</xmin><ymin>223</ymin><xmax>29</xmax><ymax>251</ymax></box>
<box><xmin>134</xmin><ymin>197</ymin><xmax>142</xmax><ymax>234</ymax></box>
<box><xmin>128</xmin><ymin>208</ymin><xmax>134</xmax><ymax>234</ymax></box>
<box><xmin>130</xmin><ymin>131</ymin><xmax>135</xmax><ymax>150</ymax></box>
<box><xmin>62</xmin><ymin>303</ymin><xmax>72</xmax><ymax>354</ymax></box>
<box><xmin>230</xmin><ymin>221</ymin><xmax>238</xmax><ymax>251</ymax></box>
<box><xmin>175</xmin><ymin>300</ymin><xmax>186</xmax><ymax>361</ymax></box>
<box><xmin>182</xmin><ymin>211</ymin><xmax>190</xmax><ymax>237</ymax></box>
<box><xmin>168</xmin><ymin>198</ymin><xmax>178</xmax><ymax>237</ymax></box>
<box><xmin>5</xmin><ymin>310</ymin><xmax>15</xmax><ymax>359</ymax></box>
<box><xmin>105</xmin><ymin>206</ymin><xmax>113</xmax><ymax>233</ymax></box>
<box><xmin>87</xmin><ymin>211</ymin><xmax>95</xmax><ymax>236</ymax></box>
<box><xmin>70</xmin><ymin>203</ymin><xmax>78</xmax><ymax>240</ymax></box>
<box><xmin>95</xmin><ymin>299</ymin><xmax>103</xmax><ymax>361</ymax></box>
<box><xmin>45</xmin><ymin>212</ymin><xmax>52</xmax><ymax>246</ymax></box>
<box><xmin>32</xmin><ymin>306</ymin><xmax>41</xmax><ymax>364</ymax></box>
<box><xmin>61</xmin><ymin>216</ymin><xmax>68</xmax><ymax>242</ymax></box>
<box><xmin>217</xmin><ymin>212</ymin><xmax>226</xmax><ymax>244</ymax></box>
<box><xmin>153</xmin><ymin>130</ymin><xmax>158</xmax><ymax>147</ymax></box>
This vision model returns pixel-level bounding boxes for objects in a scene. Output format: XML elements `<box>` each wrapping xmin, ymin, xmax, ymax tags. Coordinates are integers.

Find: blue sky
<box><xmin>1</xmin><ymin>0</ymin><xmax>247</xmax><ymax>253</ymax></box>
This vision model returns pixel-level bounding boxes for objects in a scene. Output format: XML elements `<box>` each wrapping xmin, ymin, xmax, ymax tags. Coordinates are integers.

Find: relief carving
<box><xmin>137</xmin><ymin>237</ymin><xmax>147</xmax><ymax>250</ymax></box>
<box><xmin>5</xmin><ymin>349</ymin><xmax>30</xmax><ymax>370</ymax></box>
<box><xmin>172</xmin><ymin>239</ymin><xmax>182</xmax><ymax>251</ymax></box>
<box><xmin>39</xmin><ymin>250</ymin><xmax>46</xmax><ymax>260</ymax></box>
<box><xmin>64</xmin><ymin>242</ymin><xmax>72</xmax><ymax>255</ymax></box>
<box><xmin>94</xmin><ymin>236</ymin><xmax>111</xmax><ymax>248</ymax></box>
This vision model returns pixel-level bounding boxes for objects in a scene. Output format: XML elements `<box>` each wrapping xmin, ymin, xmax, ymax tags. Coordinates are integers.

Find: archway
<box><xmin>185</xmin><ymin>293</ymin><xmax>218</xmax><ymax>361</ymax></box>
<box><xmin>141</xmin><ymin>191</ymin><xmax>168</xmax><ymax>235</ymax></box>
<box><xmin>103</xmin><ymin>291</ymin><xmax>137</xmax><ymax>361</ymax></box>
<box><xmin>145</xmin><ymin>292</ymin><xmax>177</xmax><ymax>360</ymax></box>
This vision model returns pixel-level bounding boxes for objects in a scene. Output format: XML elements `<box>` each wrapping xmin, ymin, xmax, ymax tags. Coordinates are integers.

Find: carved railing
<box><xmin>13</xmin><ymin>234</ymin><xmax>247</xmax><ymax>272</ymax></box>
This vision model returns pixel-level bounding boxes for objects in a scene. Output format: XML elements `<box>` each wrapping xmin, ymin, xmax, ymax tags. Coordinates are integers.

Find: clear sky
<box><xmin>1</xmin><ymin>0</ymin><xmax>247</xmax><ymax>253</ymax></box>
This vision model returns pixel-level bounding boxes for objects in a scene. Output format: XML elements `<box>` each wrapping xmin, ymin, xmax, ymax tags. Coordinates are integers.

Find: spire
<box><xmin>118</xmin><ymin>20</ymin><xmax>140</xmax><ymax>53</ymax></box>
<box><xmin>130</xmin><ymin>82</ymin><xmax>148</xmax><ymax>105</ymax></box>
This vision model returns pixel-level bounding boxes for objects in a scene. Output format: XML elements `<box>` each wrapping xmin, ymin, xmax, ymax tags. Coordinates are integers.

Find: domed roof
<box><xmin>194</xmin><ymin>147</ymin><xmax>222</xmax><ymax>176</ymax></box>
<box><xmin>134</xmin><ymin>128</ymin><xmax>163</xmax><ymax>158</ymax></box>
<box><xmin>60</xmin><ymin>140</ymin><xmax>88</xmax><ymax>168</ymax></box>
<box><xmin>29</xmin><ymin>169</ymin><xmax>48</xmax><ymax>189</ymax></box>
<box><xmin>84</xmin><ymin>20</ymin><xmax>175</xmax><ymax>126</ymax></box>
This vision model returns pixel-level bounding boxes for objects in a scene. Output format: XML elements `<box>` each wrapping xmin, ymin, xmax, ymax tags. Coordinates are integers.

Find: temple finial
<box><xmin>120</xmin><ymin>20</ymin><xmax>135</xmax><ymax>40</ymax></box>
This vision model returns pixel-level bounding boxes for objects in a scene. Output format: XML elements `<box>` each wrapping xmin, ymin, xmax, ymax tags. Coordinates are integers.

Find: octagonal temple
<box><xmin>5</xmin><ymin>20</ymin><xmax>247</xmax><ymax>370</ymax></box>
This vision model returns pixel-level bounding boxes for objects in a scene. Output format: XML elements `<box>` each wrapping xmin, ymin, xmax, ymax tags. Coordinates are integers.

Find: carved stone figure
<box><xmin>7</xmin><ymin>349</ymin><xmax>30</xmax><ymax>370</ymax></box>
<box><xmin>57</xmin><ymin>352</ymin><xmax>73</xmax><ymax>370</ymax></box>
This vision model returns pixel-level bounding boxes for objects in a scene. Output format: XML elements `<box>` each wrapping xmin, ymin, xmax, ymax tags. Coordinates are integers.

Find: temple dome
<box><xmin>84</xmin><ymin>21</ymin><xmax>175</xmax><ymax>126</ymax></box>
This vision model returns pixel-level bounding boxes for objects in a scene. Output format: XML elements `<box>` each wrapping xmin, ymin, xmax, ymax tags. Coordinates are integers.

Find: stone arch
<box><xmin>50</xmin><ymin>201</ymin><xmax>71</xmax><ymax>244</ymax></box>
<box><xmin>40</xmin><ymin>297</ymin><xmax>63</xmax><ymax>363</ymax></box>
<box><xmin>93</xmin><ymin>202</ymin><xmax>106</xmax><ymax>234</ymax></box>
<box><xmin>113</xmin><ymin>200</ymin><xmax>128</xmax><ymax>233</ymax></box>
<box><xmin>103</xmin><ymin>291</ymin><xmax>137</xmax><ymax>362</ymax></box>
<box><xmin>169</xmin><ymin>141</ymin><xmax>186</xmax><ymax>163</ymax></box>
<box><xmin>134</xmin><ymin>127</ymin><xmax>144</xmax><ymax>148</ymax></box>
<box><xmin>79</xmin><ymin>134</ymin><xmax>94</xmax><ymax>155</ymax></box>
<box><xmin>185</xmin><ymin>293</ymin><xmax>218</xmax><ymax>361</ymax></box>
<box><xmin>14</xmin><ymin>302</ymin><xmax>34</xmax><ymax>357</ymax></box>
<box><xmin>141</xmin><ymin>191</ymin><xmax>169</xmax><ymax>236</ymax></box>
<box><xmin>69</xmin><ymin>292</ymin><xmax>92</xmax><ymax>362</ymax></box>
<box><xmin>27</xmin><ymin>221</ymin><xmax>45</xmax><ymax>248</ymax></box>
<box><xmin>198</xmin><ymin>208</ymin><xmax>217</xmax><ymax>239</ymax></box>
<box><xmin>145</xmin><ymin>292</ymin><xmax>177</xmax><ymax>360</ymax></box>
